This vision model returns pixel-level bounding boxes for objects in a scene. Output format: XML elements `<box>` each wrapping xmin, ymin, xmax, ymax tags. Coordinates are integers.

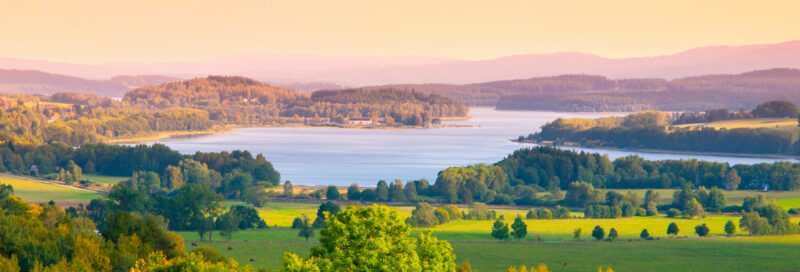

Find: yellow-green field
<box><xmin>179</xmin><ymin>201</ymin><xmax>800</xmax><ymax>271</ymax></box>
<box><xmin>83</xmin><ymin>174</ymin><xmax>129</xmax><ymax>186</ymax></box>
<box><xmin>606</xmin><ymin>188</ymin><xmax>800</xmax><ymax>209</ymax></box>
<box><xmin>0</xmin><ymin>174</ymin><xmax>100</xmax><ymax>205</ymax></box>
<box><xmin>671</xmin><ymin>118</ymin><xmax>799</xmax><ymax>130</ymax></box>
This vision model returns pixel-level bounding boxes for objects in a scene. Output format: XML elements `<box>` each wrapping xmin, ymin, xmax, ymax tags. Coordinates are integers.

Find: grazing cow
<box><xmin>191</xmin><ymin>243</ymin><xmax>197</xmax><ymax>247</ymax></box>
<box><xmin>249</xmin><ymin>259</ymin><xmax>255</xmax><ymax>262</ymax></box>
<box><xmin>227</xmin><ymin>246</ymin><xmax>233</xmax><ymax>251</ymax></box>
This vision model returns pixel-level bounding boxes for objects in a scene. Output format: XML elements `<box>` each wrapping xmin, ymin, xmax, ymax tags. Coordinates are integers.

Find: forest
<box><xmin>0</xmin><ymin>76</ymin><xmax>467</xmax><ymax>147</ymax></box>
<box><xmin>335</xmin><ymin>146</ymin><xmax>800</xmax><ymax>209</ymax></box>
<box><xmin>124</xmin><ymin>76</ymin><xmax>467</xmax><ymax>126</ymax></box>
<box><xmin>364</xmin><ymin>68</ymin><xmax>800</xmax><ymax>112</ymax></box>
<box><xmin>0</xmin><ymin>141</ymin><xmax>280</xmax><ymax>200</ymax></box>
<box><xmin>523</xmin><ymin>101</ymin><xmax>800</xmax><ymax>155</ymax></box>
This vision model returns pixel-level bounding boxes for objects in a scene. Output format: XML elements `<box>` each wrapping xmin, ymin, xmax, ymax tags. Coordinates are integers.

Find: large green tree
<box><xmin>281</xmin><ymin>205</ymin><xmax>456</xmax><ymax>272</ymax></box>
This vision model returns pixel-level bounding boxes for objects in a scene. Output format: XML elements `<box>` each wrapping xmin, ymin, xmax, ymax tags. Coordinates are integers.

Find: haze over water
<box><xmin>142</xmin><ymin>108</ymin><xmax>797</xmax><ymax>186</ymax></box>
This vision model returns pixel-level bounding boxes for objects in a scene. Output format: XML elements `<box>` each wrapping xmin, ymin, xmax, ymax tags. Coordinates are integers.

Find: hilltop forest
<box><xmin>364</xmin><ymin>68</ymin><xmax>800</xmax><ymax>112</ymax></box>
<box><xmin>0</xmin><ymin>76</ymin><xmax>467</xmax><ymax>146</ymax></box>
<box><xmin>124</xmin><ymin>76</ymin><xmax>467</xmax><ymax>126</ymax></box>
<box><xmin>523</xmin><ymin>100</ymin><xmax>800</xmax><ymax>155</ymax></box>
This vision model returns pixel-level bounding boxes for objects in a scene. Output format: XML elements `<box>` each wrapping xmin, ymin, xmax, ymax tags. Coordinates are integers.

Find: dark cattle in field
<box><xmin>227</xmin><ymin>246</ymin><xmax>233</xmax><ymax>251</ymax></box>
<box><xmin>191</xmin><ymin>243</ymin><xmax>197</xmax><ymax>247</ymax></box>
<box><xmin>250</xmin><ymin>259</ymin><xmax>255</xmax><ymax>262</ymax></box>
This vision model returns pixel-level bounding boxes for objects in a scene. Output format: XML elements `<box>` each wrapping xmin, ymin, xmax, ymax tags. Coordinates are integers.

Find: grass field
<box><xmin>0</xmin><ymin>174</ymin><xmax>100</xmax><ymax>205</ymax></box>
<box><xmin>672</xmin><ymin>118</ymin><xmax>799</xmax><ymax>130</ymax></box>
<box><xmin>240</xmin><ymin>201</ymin><xmax>416</xmax><ymax>227</ymax></box>
<box><xmin>606</xmin><ymin>188</ymin><xmax>800</xmax><ymax>209</ymax></box>
<box><xmin>183</xmin><ymin>237</ymin><xmax>800</xmax><ymax>272</ymax></box>
<box><xmin>180</xmin><ymin>217</ymin><xmax>800</xmax><ymax>271</ymax></box>
<box><xmin>178</xmin><ymin>200</ymin><xmax>800</xmax><ymax>271</ymax></box>
<box><xmin>82</xmin><ymin>174</ymin><xmax>129</xmax><ymax>186</ymax></box>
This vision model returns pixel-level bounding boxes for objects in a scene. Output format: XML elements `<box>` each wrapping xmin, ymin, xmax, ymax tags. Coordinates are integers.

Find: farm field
<box><xmin>239</xmin><ymin>201</ymin><xmax>417</xmax><ymax>227</ymax></box>
<box><xmin>179</xmin><ymin>201</ymin><xmax>800</xmax><ymax>271</ymax></box>
<box><xmin>0</xmin><ymin>173</ymin><xmax>100</xmax><ymax>205</ymax></box>
<box><xmin>82</xmin><ymin>174</ymin><xmax>128</xmax><ymax>186</ymax></box>
<box><xmin>181</xmin><ymin>228</ymin><xmax>800</xmax><ymax>271</ymax></box>
<box><xmin>606</xmin><ymin>188</ymin><xmax>800</xmax><ymax>209</ymax></box>
<box><xmin>671</xmin><ymin>118</ymin><xmax>799</xmax><ymax>130</ymax></box>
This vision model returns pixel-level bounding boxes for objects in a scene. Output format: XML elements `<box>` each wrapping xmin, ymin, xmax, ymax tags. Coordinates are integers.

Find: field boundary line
<box><xmin>0</xmin><ymin>173</ymin><xmax>105</xmax><ymax>194</ymax></box>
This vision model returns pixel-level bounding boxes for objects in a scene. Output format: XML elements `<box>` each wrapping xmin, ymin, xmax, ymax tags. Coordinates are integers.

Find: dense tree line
<box><xmin>364</xmin><ymin>68</ymin><xmax>800</xmax><ymax>112</ymax></box>
<box><xmin>124</xmin><ymin>76</ymin><xmax>467</xmax><ymax>127</ymax></box>
<box><xmin>498</xmin><ymin>147</ymin><xmax>800</xmax><ymax>191</ymax></box>
<box><xmin>493</xmin><ymin>69</ymin><xmax>800</xmax><ymax>112</ymax></box>
<box><xmin>526</xmin><ymin>103</ymin><xmax>800</xmax><ymax>155</ymax></box>
<box><xmin>0</xmin><ymin>185</ymin><xmax>231</xmax><ymax>272</ymax></box>
<box><xmin>543</xmin><ymin>125</ymin><xmax>793</xmax><ymax>154</ymax></box>
<box><xmin>0</xmin><ymin>141</ymin><xmax>280</xmax><ymax>198</ymax></box>
<box><xmin>0</xmin><ymin>98</ymin><xmax>214</xmax><ymax>146</ymax></box>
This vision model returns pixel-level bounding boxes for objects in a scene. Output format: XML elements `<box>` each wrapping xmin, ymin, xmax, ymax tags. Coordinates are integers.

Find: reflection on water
<box><xmin>139</xmin><ymin>108</ymin><xmax>796</xmax><ymax>186</ymax></box>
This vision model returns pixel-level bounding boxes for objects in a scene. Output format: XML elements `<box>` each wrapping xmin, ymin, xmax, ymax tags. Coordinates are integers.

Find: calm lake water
<box><xmin>141</xmin><ymin>107</ymin><xmax>797</xmax><ymax>186</ymax></box>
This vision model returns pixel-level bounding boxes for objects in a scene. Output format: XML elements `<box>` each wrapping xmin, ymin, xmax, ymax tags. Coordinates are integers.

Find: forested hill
<box><xmin>124</xmin><ymin>76</ymin><xmax>468</xmax><ymax>126</ymax></box>
<box><xmin>360</xmin><ymin>68</ymin><xmax>800</xmax><ymax>112</ymax></box>
<box><xmin>0</xmin><ymin>69</ymin><xmax>177</xmax><ymax>97</ymax></box>
<box><xmin>523</xmin><ymin>101</ymin><xmax>800</xmax><ymax>156</ymax></box>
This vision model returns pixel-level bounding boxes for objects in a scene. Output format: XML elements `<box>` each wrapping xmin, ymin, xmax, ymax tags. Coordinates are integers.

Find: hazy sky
<box><xmin>1</xmin><ymin>0</ymin><xmax>798</xmax><ymax>63</ymax></box>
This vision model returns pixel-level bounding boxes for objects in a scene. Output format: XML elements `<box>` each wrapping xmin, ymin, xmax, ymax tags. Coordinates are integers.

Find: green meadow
<box><xmin>0</xmin><ymin>174</ymin><xmax>100</xmax><ymax>205</ymax></box>
<box><xmin>606</xmin><ymin>188</ymin><xmax>800</xmax><ymax>209</ymax></box>
<box><xmin>180</xmin><ymin>220</ymin><xmax>800</xmax><ymax>272</ymax></box>
<box><xmin>179</xmin><ymin>201</ymin><xmax>800</xmax><ymax>271</ymax></box>
<box><xmin>82</xmin><ymin>174</ymin><xmax>129</xmax><ymax>186</ymax></box>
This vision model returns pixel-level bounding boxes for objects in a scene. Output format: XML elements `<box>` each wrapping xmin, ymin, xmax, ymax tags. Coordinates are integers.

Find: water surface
<box><xmin>142</xmin><ymin>108</ymin><xmax>796</xmax><ymax>186</ymax></box>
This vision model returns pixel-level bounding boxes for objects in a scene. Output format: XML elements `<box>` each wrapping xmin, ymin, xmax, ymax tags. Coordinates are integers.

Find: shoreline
<box><xmin>105</xmin><ymin>127</ymin><xmax>233</xmax><ymax>144</ymax></box>
<box><xmin>514</xmin><ymin>139</ymin><xmax>800</xmax><ymax>160</ymax></box>
<box><xmin>107</xmin><ymin>121</ymin><xmax>475</xmax><ymax>144</ymax></box>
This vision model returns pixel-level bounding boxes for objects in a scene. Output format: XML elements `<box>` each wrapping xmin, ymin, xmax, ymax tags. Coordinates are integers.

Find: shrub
<box><xmin>640</xmin><ymin>229</ymin><xmax>650</xmax><ymax>239</ymax></box>
<box><xmin>291</xmin><ymin>217</ymin><xmax>304</xmax><ymax>229</ymax></box>
<box><xmin>725</xmin><ymin>220</ymin><xmax>737</xmax><ymax>236</ymax></box>
<box><xmin>608</xmin><ymin>228</ymin><xmax>618</xmax><ymax>241</ymax></box>
<box><xmin>526</xmin><ymin>209</ymin><xmax>536</xmax><ymax>219</ymax></box>
<box><xmin>491</xmin><ymin>219</ymin><xmax>510</xmax><ymax>240</ymax></box>
<box><xmin>592</xmin><ymin>225</ymin><xmax>605</xmax><ymax>240</ymax></box>
<box><xmin>510</xmin><ymin>216</ymin><xmax>527</xmax><ymax>239</ymax></box>
<box><xmin>666</xmin><ymin>208</ymin><xmax>682</xmax><ymax>218</ymax></box>
<box><xmin>667</xmin><ymin>222</ymin><xmax>679</xmax><ymax>237</ymax></box>
<box><xmin>325</xmin><ymin>186</ymin><xmax>340</xmax><ymax>200</ymax></box>
<box><xmin>695</xmin><ymin>223</ymin><xmax>710</xmax><ymax>237</ymax></box>
<box><xmin>573</xmin><ymin>228</ymin><xmax>582</xmax><ymax>240</ymax></box>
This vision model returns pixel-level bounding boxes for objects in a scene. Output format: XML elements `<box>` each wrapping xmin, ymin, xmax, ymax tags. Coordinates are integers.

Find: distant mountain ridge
<box><xmin>0</xmin><ymin>69</ymin><xmax>178</xmax><ymax>97</ymax></box>
<box><xmin>0</xmin><ymin>40</ymin><xmax>798</xmax><ymax>86</ymax></box>
<box><xmin>361</xmin><ymin>68</ymin><xmax>800</xmax><ymax>112</ymax></box>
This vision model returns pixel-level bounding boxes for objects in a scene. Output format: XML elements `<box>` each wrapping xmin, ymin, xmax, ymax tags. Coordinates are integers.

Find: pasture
<box><xmin>180</xmin><ymin>222</ymin><xmax>800</xmax><ymax>272</ymax></box>
<box><xmin>82</xmin><ymin>174</ymin><xmax>128</xmax><ymax>186</ymax></box>
<box><xmin>671</xmin><ymin>118</ymin><xmax>799</xmax><ymax>130</ymax></box>
<box><xmin>606</xmin><ymin>188</ymin><xmax>800</xmax><ymax>209</ymax></box>
<box><xmin>179</xmin><ymin>200</ymin><xmax>800</xmax><ymax>271</ymax></box>
<box><xmin>0</xmin><ymin>173</ymin><xmax>100</xmax><ymax>205</ymax></box>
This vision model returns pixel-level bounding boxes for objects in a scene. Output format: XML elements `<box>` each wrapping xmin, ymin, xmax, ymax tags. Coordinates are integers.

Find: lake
<box><xmin>140</xmin><ymin>107</ymin><xmax>797</xmax><ymax>186</ymax></box>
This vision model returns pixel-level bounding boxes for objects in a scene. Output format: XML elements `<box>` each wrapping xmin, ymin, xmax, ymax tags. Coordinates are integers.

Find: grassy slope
<box><xmin>0</xmin><ymin>174</ymin><xmax>99</xmax><ymax>204</ymax></box>
<box><xmin>672</xmin><ymin>118</ymin><xmax>798</xmax><ymax>130</ymax></box>
<box><xmin>82</xmin><ymin>174</ymin><xmax>128</xmax><ymax>186</ymax></box>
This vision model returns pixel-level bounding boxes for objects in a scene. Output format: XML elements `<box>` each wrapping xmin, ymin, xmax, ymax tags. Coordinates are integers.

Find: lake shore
<box><xmin>514</xmin><ymin>139</ymin><xmax>800</xmax><ymax>160</ymax></box>
<box><xmin>105</xmin><ymin>127</ymin><xmax>234</xmax><ymax>144</ymax></box>
<box><xmin>107</xmin><ymin>121</ymin><xmax>475</xmax><ymax>144</ymax></box>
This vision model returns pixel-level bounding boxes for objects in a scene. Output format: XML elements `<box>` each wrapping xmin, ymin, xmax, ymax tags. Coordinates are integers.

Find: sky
<box><xmin>1</xmin><ymin>0</ymin><xmax>798</xmax><ymax>64</ymax></box>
